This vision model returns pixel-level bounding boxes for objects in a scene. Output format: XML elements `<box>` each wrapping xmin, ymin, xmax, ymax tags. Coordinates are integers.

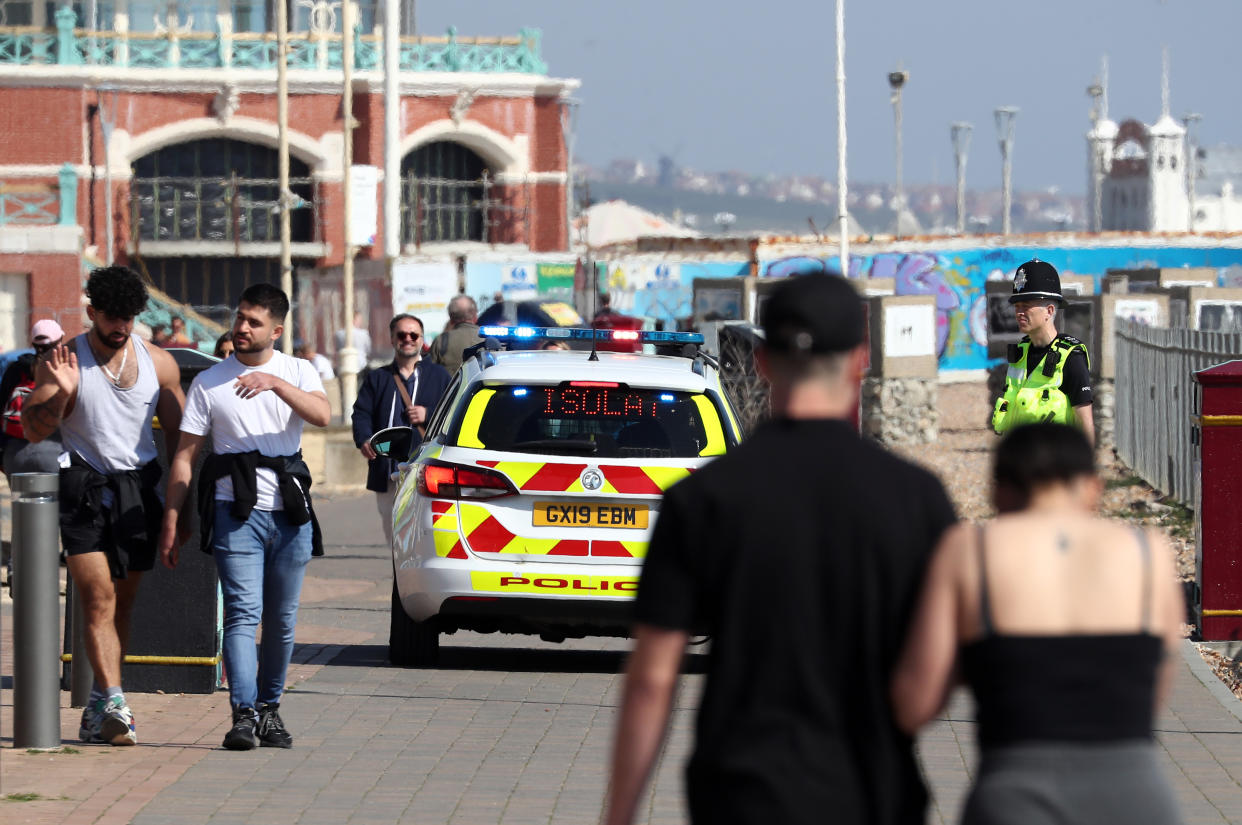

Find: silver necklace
<box><xmin>99</xmin><ymin>342</ymin><xmax>128</xmax><ymax>387</ymax></box>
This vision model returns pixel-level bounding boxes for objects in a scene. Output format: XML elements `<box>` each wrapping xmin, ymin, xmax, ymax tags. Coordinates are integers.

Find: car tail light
<box><xmin>416</xmin><ymin>460</ymin><xmax>516</xmax><ymax>500</ymax></box>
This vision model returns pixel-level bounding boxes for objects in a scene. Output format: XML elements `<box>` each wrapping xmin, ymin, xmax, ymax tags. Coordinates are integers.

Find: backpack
<box><xmin>2</xmin><ymin>357</ymin><xmax>36</xmax><ymax>440</ymax></box>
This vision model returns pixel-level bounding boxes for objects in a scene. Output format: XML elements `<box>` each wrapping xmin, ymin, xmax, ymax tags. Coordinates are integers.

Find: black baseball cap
<box><xmin>762</xmin><ymin>274</ymin><xmax>865</xmax><ymax>356</ymax></box>
<box><xmin>1009</xmin><ymin>259</ymin><xmax>1064</xmax><ymax>305</ymax></box>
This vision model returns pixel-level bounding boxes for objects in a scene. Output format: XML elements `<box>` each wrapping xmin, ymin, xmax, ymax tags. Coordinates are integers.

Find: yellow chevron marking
<box><xmin>620</xmin><ymin>540</ymin><xmax>649</xmax><ymax>558</ymax></box>
<box><xmin>491</xmin><ymin>461</ymin><xmax>544</xmax><ymax>488</ymax></box>
<box><xmin>431</xmin><ymin>502</ymin><xmax>460</xmax><ymax>529</ymax></box>
<box><xmin>692</xmin><ymin>395</ymin><xmax>727</xmax><ymax>456</ymax></box>
<box><xmin>431</xmin><ymin>510</ymin><xmax>459</xmax><ymax>531</ymax></box>
<box><xmin>709</xmin><ymin>375</ymin><xmax>743</xmax><ymax>442</ymax></box>
<box><xmin>518</xmin><ymin>537</ymin><xmax>562</xmax><ymax>555</ymax></box>
<box><xmin>566</xmin><ymin>477</ymin><xmax>618</xmax><ymax>493</ymax></box>
<box><xmin>457</xmin><ymin>389</ymin><xmax>495</xmax><ymax>448</ymax></box>
<box><xmin>433</xmin><ymin>531</ymin><xmax>461</xmax><ymax>557</ymax></box>
<box><xmin>457</xmin><ymin>503</ymin><xmax>492</xmax><ymax>536</ymax></box>
<box><xmin>498</xmin><ymin>536</ymin><xmax>525</xmax><ymax>553</ymax></box>
<box><xmin>641</xmin><ymin>466</ymin><xmax>691</xmax><ymax>492</ymax></box>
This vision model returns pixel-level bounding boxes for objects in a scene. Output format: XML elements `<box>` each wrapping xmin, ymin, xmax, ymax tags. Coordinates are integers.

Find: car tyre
<box><xmin>389</xmin><ymin>580</ymin><xmax>440</xmax><ymax>667</ymax></box>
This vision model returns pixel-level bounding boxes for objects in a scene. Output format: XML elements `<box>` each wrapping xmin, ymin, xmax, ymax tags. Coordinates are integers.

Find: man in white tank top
<box><xmin>21</xmin><ymin>265</ymin><xmax>187</xmax><ymax>747</ymax></box>
<box><xmin>159</xmin><ymin>283</ymin><xmax>330</xmax><ymax>752</ymax></box>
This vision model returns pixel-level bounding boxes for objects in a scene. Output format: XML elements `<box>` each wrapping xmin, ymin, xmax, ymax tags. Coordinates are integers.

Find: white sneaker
<box><xmin>99</xmin><ymin>696</ymin><xmax>137</xmax><ymax>746</ymax></box>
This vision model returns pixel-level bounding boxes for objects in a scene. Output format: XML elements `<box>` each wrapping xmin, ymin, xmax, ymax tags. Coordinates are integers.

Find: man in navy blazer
<box><xmin>351</xmin><ymin>314</ymin><xmax>451</xmax><ymax>548</ymax></box>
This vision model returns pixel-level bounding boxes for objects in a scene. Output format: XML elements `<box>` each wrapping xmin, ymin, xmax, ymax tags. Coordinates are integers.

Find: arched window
<box><xmin>401</xmin><ymin>141</ymin><xmax>489</xmax><ymax>244</ymax></box>
<box><xmin>131</xmin><ymin>138</ymin><xmax>314</xmax><ymax>243</ymax></box>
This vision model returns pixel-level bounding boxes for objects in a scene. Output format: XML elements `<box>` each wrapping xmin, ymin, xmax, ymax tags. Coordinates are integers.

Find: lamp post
<box><xmin>888</xmin><ymin>68</ymin><xmax>909</xmax><ymax>239</ymax></box>
<box><xmin>994</xmin><ymin>106</ymin><xmax>1018</xmax><ymax>235</ymax></box>
<box><xmin>834</xmin><ymin>0</ymin><xmax>849</xmax><ymax>277</ymax></box>
<box><xmin>277</xmin><ymin>0</ymin><xmax>292</xmax><ymax>353</ymax></box>
<box><xmin>1183</xmin><ymin>112</ymin><xmax>1201</xmax><ymax>233</ymax></box>
<box><xmin>340</xmin><ymin>0</ymin><xmax>359</xmax><ymax>412</ymax></box>
<box><xmin>950</xmin><ymin>121</ymin><xmax>972</xmax><ymax>235</ymax></box>
<box><xmin>1087</xmin><ymin>76</ymin><xmax>1105</xmax><ymax>233</ymax></box>
<box><xmin>384</xmin><ymin>0</ymin><xmax>401</xmax><ymax>265</ymax></box>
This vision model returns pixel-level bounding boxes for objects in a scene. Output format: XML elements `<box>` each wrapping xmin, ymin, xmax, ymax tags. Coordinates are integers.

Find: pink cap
<box><xmin>30</xmin><ymin>319</ymin><xmax>64</xmax><ymax>345</ymax></box>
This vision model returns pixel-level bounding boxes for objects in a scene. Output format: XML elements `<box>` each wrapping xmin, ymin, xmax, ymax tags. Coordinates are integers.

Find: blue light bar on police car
<box><xmin>478</xmin><ymin>326</ymin><xmax>704</xmax><ymax>345</ymax></box>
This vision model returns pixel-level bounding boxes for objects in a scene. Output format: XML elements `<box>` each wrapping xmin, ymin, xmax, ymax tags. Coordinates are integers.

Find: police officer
<box><xmin>992</xmin><ymin>259</ymin><xmax>1095</xmax><ymax>445</ymax></box>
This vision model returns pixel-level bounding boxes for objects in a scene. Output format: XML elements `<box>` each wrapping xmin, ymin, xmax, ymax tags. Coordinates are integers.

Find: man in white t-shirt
<box><xmin>158</xmin><ymin>284</ymin><xmax>330</xmax><ymax>752</ymax></box>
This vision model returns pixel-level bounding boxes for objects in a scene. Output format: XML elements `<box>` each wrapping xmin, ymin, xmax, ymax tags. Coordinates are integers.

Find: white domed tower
<box><xmin>1148</xmin><ymin>48</ymin><xmax>1189</xmax><ymax>231</ymax></box>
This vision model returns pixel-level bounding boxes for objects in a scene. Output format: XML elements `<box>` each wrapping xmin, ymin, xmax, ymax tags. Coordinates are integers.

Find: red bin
<box><xmin>1194</xmin><ymin>360</ymin><xmax>1242</xmax><ymax>641</ymax></box>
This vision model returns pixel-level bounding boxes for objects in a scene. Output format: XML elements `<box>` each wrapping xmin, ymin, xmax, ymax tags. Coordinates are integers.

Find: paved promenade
<box><xmin>3</xmin><ymin>491</ymin><xmax>1242</xmax><ymax>824</ymax></box>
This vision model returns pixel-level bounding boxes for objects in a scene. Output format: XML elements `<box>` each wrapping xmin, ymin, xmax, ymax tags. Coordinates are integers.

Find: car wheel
<box><xmin>389</xmin><ymin>580</ymin><xmax>440</xmax><ymax>667</ymax></box>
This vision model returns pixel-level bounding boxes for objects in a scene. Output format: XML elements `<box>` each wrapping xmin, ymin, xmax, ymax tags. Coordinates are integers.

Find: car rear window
<box><xmin>451</xmin><ymin>384</ymin><xmax>727</xmax><ymax>458</ymax></box>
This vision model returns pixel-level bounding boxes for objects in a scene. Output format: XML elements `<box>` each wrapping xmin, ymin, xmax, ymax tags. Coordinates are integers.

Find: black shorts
<box><xmin>60</xmin><ymin>502</ymin><xmax>159</xmax><ymax>574</ymax></box>
<box><xmin>59</xmin><ymin>459</ymin><xmax>164</xmax><ymax>577</ymax></box>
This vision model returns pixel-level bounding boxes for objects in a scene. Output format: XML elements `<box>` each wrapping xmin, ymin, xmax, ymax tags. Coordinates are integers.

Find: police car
<box><xmin>369</xmin><ymin>325</ymin><xmax>743</xmax><ymax>665</ymax></box>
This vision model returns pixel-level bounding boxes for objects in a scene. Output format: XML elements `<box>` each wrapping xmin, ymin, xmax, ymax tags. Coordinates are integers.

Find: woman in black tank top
<box><xmin>891</xmin><ymin>423</ymin><xmax>1184</xmax><ymax>825</ymax></box>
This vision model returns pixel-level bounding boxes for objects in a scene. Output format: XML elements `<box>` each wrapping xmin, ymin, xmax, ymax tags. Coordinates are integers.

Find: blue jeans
<box><xmin>213</xmin><ymin>503</ymin><xmax>313</xmax><ymax>709</ymax></box>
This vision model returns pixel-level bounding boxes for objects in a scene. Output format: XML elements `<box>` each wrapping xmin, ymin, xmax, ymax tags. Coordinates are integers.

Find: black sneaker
<box><xmin>257</xmin><ymin>703</ymin><xmax>293</xmax><ymax>749</ymax></box>
<box><xmin>223</xmin><ymin>706</ymin><xmax>259</xmax><ymax>750</ymax></box>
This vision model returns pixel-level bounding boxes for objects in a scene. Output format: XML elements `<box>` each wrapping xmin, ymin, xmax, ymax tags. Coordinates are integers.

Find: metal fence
<box><xmin>0</xmin><ymin>12</ymin><xmax>546</xmax><ymax>73</ymax></box>
<box><xmin>0</xmin><ymin>165</ymin><xmax>78</xmax><ymax>227</ymax></box>
<box><xmin>1114</xmin><ymin>318</ymin><xmax>1242</xmax><ymax>504</ymax></box>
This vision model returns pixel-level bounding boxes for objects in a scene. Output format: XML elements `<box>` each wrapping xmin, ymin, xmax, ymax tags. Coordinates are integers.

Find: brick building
<box><xmin>0</xmin><ymin>3</ymin><xmax>578</xmax><ymax>350</ymax></box>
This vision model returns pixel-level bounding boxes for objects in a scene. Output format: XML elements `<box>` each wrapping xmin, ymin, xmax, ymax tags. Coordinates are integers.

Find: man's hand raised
<box><xmin>38</xmin><ymin>344</ymin><xmax>78</xmax><ymax>397</ymax></box>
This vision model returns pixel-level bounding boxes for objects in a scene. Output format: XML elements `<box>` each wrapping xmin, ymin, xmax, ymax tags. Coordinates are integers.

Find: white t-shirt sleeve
<box><xmin>180</xmin><ymin>376</ymin><xmax>211</xmax><ymax>436</ymax></box>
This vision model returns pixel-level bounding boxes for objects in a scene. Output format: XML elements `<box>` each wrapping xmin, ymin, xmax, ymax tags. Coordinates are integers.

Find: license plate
<box><xmin>533</xmin><ymin>502</ymin><xmax>649</xmax><ymax>529</ymax></box>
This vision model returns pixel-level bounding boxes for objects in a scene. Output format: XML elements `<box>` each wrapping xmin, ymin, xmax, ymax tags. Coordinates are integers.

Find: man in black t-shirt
<box><xmin>604</xmin><ymin>275</ymin><xmax>957</xmax><ymax>825</ymax></box>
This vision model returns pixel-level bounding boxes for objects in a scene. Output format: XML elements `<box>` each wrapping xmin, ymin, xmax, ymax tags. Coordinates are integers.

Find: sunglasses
<box><xmin>395</xmin><ymin>331</ymin><xmax>422</xmax><ymax>341</ymax></box>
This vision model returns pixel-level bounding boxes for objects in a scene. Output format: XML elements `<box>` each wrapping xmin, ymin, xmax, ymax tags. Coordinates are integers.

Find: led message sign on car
<box><xmin>541</xmin><ymin>386</ymin><xmax>659</xmax><ymax>418</ymax></box>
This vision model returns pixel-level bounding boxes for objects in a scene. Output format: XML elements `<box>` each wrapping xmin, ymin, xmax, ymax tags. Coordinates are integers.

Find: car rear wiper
<box><xmin>512</xmin><ymin>439</ymin><xmax>599</xmax><ymax>455</ymax></box>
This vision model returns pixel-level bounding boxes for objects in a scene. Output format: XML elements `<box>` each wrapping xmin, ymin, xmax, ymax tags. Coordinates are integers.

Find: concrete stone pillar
<box><xmin>862</xmin><ymin>295</ymin><xmax>939</xmax><ymax>446</ymax></box>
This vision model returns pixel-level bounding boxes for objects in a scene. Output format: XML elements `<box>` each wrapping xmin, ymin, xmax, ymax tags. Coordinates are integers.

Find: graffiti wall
<box><xmin>464</xmin><ymin>245</ymin><xmax>1242</xmax><ymax>371</ymax></box>
<box><xmin>757</xmin><ymin>246</ymin><xmax>1242</xmax><ymax>371</ymax></box>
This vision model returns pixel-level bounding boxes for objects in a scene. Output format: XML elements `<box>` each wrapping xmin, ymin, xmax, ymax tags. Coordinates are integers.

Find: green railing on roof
<box><xmin>0</xmin><ymin>164</ymin><xmax>78</xmax><ymax>228</ymax></box>
<box><xmin>0</xmin><ymin>12</ymin><xmax>546</xmax><ymax>73</ymax></box>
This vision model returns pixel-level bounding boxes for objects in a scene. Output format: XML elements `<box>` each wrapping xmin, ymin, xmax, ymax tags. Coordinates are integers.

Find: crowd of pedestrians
<box><xmin>1</xmin><ymin>263</ymin><xmax>1186</xmax><ymax>824</ymax></box>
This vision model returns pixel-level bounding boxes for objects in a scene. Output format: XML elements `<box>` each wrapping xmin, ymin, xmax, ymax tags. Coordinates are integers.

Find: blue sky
<box><xmin>420</xmin><ymin>1</ymin><xmax>1240</xmax><ymax>195</ymax></box>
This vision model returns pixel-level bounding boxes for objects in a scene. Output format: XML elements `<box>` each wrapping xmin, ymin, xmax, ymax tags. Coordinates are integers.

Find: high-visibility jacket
<box><xmin>991</xmin><ymin>335</ymin><xmax>1090</xmax><ymax>434</ymax></box>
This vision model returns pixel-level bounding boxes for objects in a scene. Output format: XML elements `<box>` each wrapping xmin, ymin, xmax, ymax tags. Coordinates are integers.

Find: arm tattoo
<box><xmin>21</xmin><ymin>395</ymin><xmax>67</xmax><ymax>440</ymax></box>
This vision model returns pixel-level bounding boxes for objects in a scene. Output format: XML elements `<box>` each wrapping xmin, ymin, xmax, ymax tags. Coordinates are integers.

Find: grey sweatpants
<box><xmin>963</xmin><ymin>741</ymin><xmax>1182</xmax><ymax>825</ymax></box>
